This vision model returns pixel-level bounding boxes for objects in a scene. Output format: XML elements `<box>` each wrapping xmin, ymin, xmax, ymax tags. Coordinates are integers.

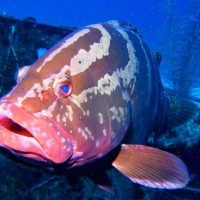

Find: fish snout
<box><xmin>0</xmin><ymin>100</ymin><xmax>73</xmax><ymax>164</ymax></box>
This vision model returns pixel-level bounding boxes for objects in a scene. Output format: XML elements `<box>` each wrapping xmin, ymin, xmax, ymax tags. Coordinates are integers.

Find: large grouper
<box><xmin>0</xmin><ymin>21</ymin><xmax>197</xmax><ymax>189</ymax></box>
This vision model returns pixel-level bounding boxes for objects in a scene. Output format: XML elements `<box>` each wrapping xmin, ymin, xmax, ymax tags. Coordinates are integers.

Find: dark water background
<box><xmin>0</xmin><ymin>0</ymin><xmax>200</xmax><ymax>200</ymax></box>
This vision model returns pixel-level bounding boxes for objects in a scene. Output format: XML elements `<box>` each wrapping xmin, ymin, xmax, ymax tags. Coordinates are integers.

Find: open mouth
<box><xmin>0</xmin><ymin>116</ymin><xmax>33</xmax><ymax>138</ymax></box>
<box><xmin>0</xmin><ymin>105</ymin><xmax>49</xmax><ymax>161</ymax></box>
<box><xmin>0</xmin><ymin>101</ymin><xmax>72</xmax><ymax>163</ymax></box>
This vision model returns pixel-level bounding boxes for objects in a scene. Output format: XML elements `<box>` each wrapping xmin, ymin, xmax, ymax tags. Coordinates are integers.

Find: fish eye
<box><xmin>54</xmin><ymin>80</ymin><xmax>73</xmax><ymax>98</ymax></box>
<box><xmin>15</xmin><ymin>66</ymin><xmax>30</xmax><ymax>83</ymax></box>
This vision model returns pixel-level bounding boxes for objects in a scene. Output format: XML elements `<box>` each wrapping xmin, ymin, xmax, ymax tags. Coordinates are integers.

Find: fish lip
<box><xmin>0</xmin><ymin>100</ymin><xmax>73</xmax><ymax>163</ymax></box>
<box><xmin>0</xmin><ymin>111</ymin><xmax>48</xmax><ymax>161</ymax></box>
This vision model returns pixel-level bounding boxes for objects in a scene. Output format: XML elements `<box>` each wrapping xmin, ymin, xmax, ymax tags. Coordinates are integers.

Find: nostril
<box><xmin>38</xmin><ymin>91</ymin><xmax>48</xmax><ymax>101</ymax></box>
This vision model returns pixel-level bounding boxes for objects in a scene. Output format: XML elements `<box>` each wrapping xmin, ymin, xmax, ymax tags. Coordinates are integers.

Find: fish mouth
<box><xmin>0</xmin><ymin>101</ymin><xmax>73</xmax><ymax>164</ymax></box>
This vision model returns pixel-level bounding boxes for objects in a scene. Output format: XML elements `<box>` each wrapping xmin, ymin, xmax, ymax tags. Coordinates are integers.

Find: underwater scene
<box><xmin>0</xmin><ymin>0</ymin><xmax>200</xmax><ymax>199</ymax></box>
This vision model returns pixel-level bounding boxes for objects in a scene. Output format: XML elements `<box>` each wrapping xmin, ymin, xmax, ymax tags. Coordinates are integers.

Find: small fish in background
<box><xmin>2</xmin><ymin>11</ymin><xmax>6</xmax><ymax>16</ymax></box>
<box><xmin>190</xmin><ymin>16</ymin><xmax>200</xmax><ymax>23</ymax></box>
<box><xmin>0</xmin><ymin>21</ymin><xmax>197</xmax><ymax>189</ymax></box>
<box><xmin>37</xmin><ymin>48</ymin><xmax>47</xmax><ymax>58</ymax></box>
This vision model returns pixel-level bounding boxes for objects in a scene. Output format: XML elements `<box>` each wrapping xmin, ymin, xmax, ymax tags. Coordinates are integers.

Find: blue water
<box><xmin>0</xmin><ymin>0</ymin><xmax>196</xmax><ymax>47</ymax></box>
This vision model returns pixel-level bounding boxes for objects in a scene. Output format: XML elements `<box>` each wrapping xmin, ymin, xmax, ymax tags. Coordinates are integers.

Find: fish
<box><xmin>37</xmin><ymin>48</ymin><xmax>47</xmax><ymax>58</ymax></box>
<box><xmin>0</xmin><ymin>20</ymin><xmax>195</xmax><ymax>189</ymax></box>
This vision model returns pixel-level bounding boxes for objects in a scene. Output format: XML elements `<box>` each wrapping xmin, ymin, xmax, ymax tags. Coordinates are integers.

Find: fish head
<box><xmin>0</xmin><ymin>63</ymin><xmax>75</xmax><ymax>164</ymax></box>
<box><xmin>0</xmin><ymin>25</ymin><xmax>117</xmax><ymax>165</ymax></box>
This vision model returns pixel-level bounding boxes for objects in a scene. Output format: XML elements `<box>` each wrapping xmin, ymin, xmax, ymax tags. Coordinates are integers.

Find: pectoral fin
<box><xmin>112</xmin><ymin>144</ymin><xmax>189</xmax><ymax>189</ymax></box>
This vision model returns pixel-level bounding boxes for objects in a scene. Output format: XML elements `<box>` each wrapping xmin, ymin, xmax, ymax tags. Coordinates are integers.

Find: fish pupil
<box><xmin>60</xmin><ymin>84</ymin><xmax>69</xmax><ymax>93</ymax></box>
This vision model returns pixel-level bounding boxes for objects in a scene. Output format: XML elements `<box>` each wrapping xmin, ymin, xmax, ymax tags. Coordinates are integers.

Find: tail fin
<box><xmin>189</xmin><ymin>87</ymin><xmax>200</xmax><ymax>106</ymax></box>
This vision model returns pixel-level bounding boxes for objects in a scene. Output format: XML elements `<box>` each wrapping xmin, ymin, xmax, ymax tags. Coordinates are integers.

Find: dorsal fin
<box><xmin>108</xmin><ymin>21</ymin><xmax>140</xmax><ymax>34</ymax></box>
<box><xmin>152</xmin><ymin>51</ymin><xmax>162</xmax><ymax>66</ymax></box>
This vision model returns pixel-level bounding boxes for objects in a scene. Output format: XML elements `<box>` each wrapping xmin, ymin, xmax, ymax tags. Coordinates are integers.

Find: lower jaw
<box><xmin>0</xmin><ymin>101</ymin><xmax>52</xmax><ymax>161</ymax></box>
<box><xmin>0</xmin><ymin>101</ymin><xmax>73</xmax><ymax>164</ymax></box>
